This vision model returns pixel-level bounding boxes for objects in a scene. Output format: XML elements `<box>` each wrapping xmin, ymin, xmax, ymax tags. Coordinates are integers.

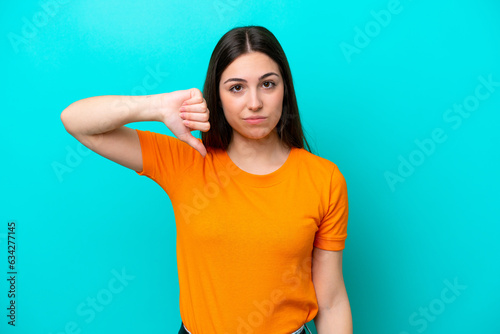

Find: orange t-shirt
<box><xmin>135</xmin><ymin>129</ymin><xmax>349</xmax><ymax>334</ymax></box>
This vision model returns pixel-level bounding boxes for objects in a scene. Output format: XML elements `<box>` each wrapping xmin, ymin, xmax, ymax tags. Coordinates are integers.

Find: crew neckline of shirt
<box><xmin>213</xmin><ymin>146</ymin><xmax>298</xmax><ymax>187</ymax></box>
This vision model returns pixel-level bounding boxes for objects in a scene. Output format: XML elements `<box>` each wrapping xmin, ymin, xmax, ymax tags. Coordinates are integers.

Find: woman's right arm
<box><xmin>60</xmin><ymin>88</ymin><xmax>210</xmax><ymax>172</ymax></box>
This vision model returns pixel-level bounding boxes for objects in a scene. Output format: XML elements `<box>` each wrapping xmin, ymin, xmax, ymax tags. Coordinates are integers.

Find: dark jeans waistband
<box><xmin>178</xmin><ymin>322</ymin><xmax>310</xmax><ymax>334</ymax></box>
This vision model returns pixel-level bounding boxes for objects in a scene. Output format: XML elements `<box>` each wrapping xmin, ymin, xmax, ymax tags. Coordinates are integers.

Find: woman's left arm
<box><xmin>312</xmin><ymin>247</ymin><xmax>353</xmax><ymax>334</ymax></box>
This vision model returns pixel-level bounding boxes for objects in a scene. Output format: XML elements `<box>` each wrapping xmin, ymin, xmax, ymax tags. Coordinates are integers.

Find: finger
<box><xmin>193</xmin><ymin>141</ymin><xmax>208</xmax><ymax>158</ymax></box>
<box><xmin>179</xmin><ymin>103</ymin><xmax>207</xmax><ymax>113</ymax></box>
<box><xmin>182</xmin><ymin>89</ymin><xmax>204</xmax><ymax>106</ymax></box>
<box><xmin>179</xmin><ymin>112</ymin><xmax>209</xmax><ymax>122</ymax></box>
<box><xmin>186</xmin><ymin>134</ymin><xmax>207</xmax><ymax>157</ymax></box>
<box><xmin>182</xmin><ymin>120</ymin><xmax>211</xmax><ymax>132</ymax></box>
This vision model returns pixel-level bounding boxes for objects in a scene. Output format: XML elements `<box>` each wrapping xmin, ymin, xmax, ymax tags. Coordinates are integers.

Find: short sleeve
<box><xmin>314</xmin><ymin>166</ymin><xmax>349</xmax><ymax>251</ymax></box>
<box><xmin>135</xmin><ymin>129</ymin><xmax>196</xmax><ymax>194</ymax></box>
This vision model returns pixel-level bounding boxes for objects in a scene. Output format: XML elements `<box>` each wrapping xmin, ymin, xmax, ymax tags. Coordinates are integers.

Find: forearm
<box><xmin>314</xmin><ymin>297</ymin><xmax>353</xmax><ymax>334</ymax></box>
<box><xmin>61</xmin><ymin>94</ymin><xmax>162</xmax><ymax>136</ymax></box>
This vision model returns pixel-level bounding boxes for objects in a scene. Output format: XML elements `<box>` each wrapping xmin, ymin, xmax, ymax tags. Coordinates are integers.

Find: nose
<box><xmin>247</xmin><ymin>89</ymin><xmax>263</xmax><ymax>111</ymax></box>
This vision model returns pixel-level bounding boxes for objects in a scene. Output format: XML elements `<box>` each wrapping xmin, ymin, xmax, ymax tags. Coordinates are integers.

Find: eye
<box><xmin>229</xmin><ymin>84</ymin><xmax>243</xmax><ymax>93</ymax></box>
<box><xmin>262</xmin><ymin>81</ymin><xmax>276</xmax><ymax>89</ymax></box>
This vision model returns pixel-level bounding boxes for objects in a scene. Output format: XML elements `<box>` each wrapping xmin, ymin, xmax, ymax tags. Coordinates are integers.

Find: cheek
<box><xmin>220</xmin><ymin>95</ymin><xmax>243</xmax><ymax>116</ymax></box>
<box><xmin>269</xmin><ymin>92</ymin><xmax>284</xmax><ymax>116</ymax></box>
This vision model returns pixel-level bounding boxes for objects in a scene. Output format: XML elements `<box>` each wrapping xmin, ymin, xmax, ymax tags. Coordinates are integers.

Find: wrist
<box><xmin>146</xmin><ymin>92</ymin><xmax>171</xmax><ymax>122</ymax></box>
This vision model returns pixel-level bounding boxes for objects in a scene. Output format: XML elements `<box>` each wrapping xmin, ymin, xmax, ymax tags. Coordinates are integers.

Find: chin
<box><xmin>239</xmin><ymin>128</ymin><xmax>276</xmax><ymax>140</ymax></box>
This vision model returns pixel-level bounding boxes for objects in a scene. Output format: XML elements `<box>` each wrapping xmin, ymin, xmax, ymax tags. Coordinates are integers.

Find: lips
<box><xmin>243</xmin><ymin>116</ymin><xmax>267</xmax><ymax>124</ymax></box>
<box><xmin>244</xmin><ymin>116</ymin><xmax>267</xmax><ymax>120</ymax></box>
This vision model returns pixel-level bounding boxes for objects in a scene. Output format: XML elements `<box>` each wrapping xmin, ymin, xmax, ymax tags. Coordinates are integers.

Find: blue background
<box><xmin>1</xmin><ymin>0</ymin><xmax>499</xmax><ymax>333</ymax></box>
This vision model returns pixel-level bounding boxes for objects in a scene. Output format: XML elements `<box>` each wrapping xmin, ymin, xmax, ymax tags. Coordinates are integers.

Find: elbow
<box><xmin>60</xmin><ymin>107</ymin><xmax>75</xmax><ymax>135</ymax></box>
<box><xmin>318</xmin><ymin>292</ymin><xmax>350</xmax><ymax>312</ymax></box>
<box><xmin>60</xmin><ymin>109</ymin><xmax>70</xmax><ymax>133</ymax></box>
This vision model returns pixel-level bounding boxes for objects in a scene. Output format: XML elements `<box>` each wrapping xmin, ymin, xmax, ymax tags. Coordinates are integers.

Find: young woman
<box><xmin>61</xmin><ymin>25</ymin><xmax>352</xmax><ymax>334</ymax></box>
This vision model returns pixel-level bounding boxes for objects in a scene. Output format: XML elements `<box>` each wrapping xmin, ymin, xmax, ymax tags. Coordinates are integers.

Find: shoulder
<box><xmin>136</xmin><ymin>129</ymin><xmax>202</xmax><ymax>152</ymax></box>
<box><xmin>135</xmin><ymin>129</ymin><xmax>209</xmax><ymax>167</ymax></box>
<box><xmin>294</xmin><ymin>147</ymin><xmax>340</xmax><ymax>176</ymax></box>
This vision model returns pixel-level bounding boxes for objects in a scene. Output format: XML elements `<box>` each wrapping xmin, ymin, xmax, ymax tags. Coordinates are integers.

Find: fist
<box><xmin>160</xmin><ymin>88</ymin><xmax>210</xmax><ymax>157</ymax></box>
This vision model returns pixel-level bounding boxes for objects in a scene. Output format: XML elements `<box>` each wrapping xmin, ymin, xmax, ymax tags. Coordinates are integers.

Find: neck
<box><xmin>227</xmin><ymin>129</ymin><xmax>290</xmax><ymax>165</ymax></box>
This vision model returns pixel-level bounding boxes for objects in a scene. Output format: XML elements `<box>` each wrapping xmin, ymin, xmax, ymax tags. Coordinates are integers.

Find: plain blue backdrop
<box><xmin>1</xmin><ymin>0</ymin><xmax>499</xmax><ymax>333</ymax></box>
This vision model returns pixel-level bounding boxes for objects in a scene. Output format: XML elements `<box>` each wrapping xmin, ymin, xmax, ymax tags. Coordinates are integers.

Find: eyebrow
<box><xmin>223</xmin><ymin>72</ymin><xmax>280</xmax><ymax>84</ymax></box>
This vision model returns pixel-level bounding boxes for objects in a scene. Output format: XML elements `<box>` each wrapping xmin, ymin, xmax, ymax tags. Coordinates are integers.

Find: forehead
<box><xmin>220</xmin><ymin>52</ymin><xmax>280</xmax><ymax>80</ymax></box>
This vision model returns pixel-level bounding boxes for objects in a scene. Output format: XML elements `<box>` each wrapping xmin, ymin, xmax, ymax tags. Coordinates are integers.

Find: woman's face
<box><xmin>219</xmin><ymin>52</ymin><xmax>284</xmax><ymax>142</ymax></box>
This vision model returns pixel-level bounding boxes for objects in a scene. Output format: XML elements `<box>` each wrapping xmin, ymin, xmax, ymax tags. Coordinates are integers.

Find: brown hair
<box><xmin>201</xmin><ymin>25</ymin><xmax>311</xmax><ymax>152</ymax></box>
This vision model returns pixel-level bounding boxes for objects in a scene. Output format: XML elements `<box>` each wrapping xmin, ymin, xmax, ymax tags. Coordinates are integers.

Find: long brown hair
<box><xmin>201</xmin><ymin>25</ymin><xmax>311</xmax><ymax>153</ymax></box>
